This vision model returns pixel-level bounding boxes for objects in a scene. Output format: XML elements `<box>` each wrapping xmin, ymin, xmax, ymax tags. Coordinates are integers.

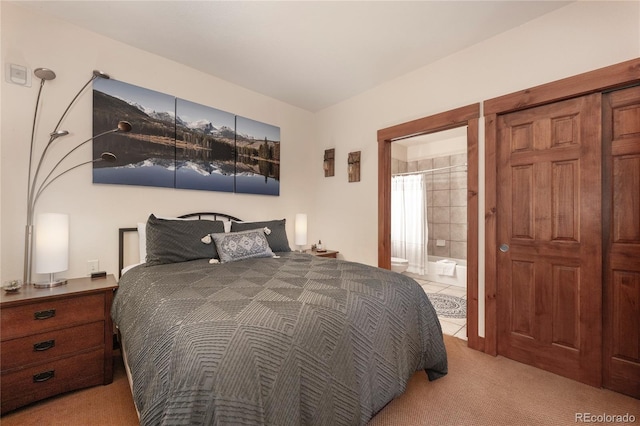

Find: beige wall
<box><xmin>311</xmin><ymin>1</ymin><xmax>639</xmax><ymax>335</ymax></box>
<box><xmin>2</xmin><ymin>2</ymin><xmax>639</xmax><ymax>335</ymax></box>
<box><xmin>313</xmin><ymin>0</ymin><xmax>639</xmax><ymax>265</ymax></box>
<box><xmin>1</xmin><ymin>3</ymin><xmax>315</xmax><ymax>281</ymax></box>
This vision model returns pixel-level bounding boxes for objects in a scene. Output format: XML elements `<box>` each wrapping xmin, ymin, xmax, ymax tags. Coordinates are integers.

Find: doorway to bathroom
<box><xmin>377</xmin><ymin>103</ymin><xmax>480</xmax><ymax>349</ymax></box>
<box><xmin>391</xmin><ymin>128</ymin><xmax>468</xmax><ymax>339</ymax></box>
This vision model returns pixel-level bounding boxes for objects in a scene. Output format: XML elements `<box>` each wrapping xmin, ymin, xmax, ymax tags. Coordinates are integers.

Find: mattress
<box><xmin>111</xmin><ymin>252</ymin><xmax>447</xmax><ymax>425</ymax></box>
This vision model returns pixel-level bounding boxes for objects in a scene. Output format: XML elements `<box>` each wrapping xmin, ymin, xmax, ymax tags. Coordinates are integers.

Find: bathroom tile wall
<box><xmin>392</xmin><ymin>153</ymin><xmax>467</xmax><ymax>260</ymax></box>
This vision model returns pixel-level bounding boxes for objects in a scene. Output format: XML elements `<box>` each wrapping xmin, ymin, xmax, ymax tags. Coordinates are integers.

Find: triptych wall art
<box><xmin>92</xmin><ymin>79</ymin><xmax>280</xmax><ymax>196</ymax></box>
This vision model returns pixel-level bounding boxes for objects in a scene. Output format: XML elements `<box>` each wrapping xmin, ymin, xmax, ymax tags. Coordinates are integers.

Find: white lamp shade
<box><xmin>294</xmin><ymin>213</ymin><xmax>307</xmax><ymax>246</ymax></box>
<box><xmin>35</xmin><ymin>213</ymin><xmax>69</xmax><ymax>274</ymax></box>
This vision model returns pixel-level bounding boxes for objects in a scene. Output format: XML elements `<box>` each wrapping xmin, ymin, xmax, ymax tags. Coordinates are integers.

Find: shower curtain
<box><xmin>391</xmin><ymin>173</ymin><xmax>428</xmax><ymax>275</ymax></box>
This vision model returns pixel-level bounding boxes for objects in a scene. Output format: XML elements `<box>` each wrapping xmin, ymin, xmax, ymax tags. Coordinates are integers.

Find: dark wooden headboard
<box><xmin>118</xmin><ymin>212</ymin><xmax>242</xmax><ymax>277</ymax></box>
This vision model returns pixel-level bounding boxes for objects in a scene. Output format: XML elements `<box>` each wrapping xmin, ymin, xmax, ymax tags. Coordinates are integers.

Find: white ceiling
<box><xmin>14</xmin><ymin>1</ymin><xmax>570</xmax><ymax>112</ymax></box>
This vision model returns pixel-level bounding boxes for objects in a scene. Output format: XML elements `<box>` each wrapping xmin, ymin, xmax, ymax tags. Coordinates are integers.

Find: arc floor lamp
<box><xmin>24</xmin><ymin>68</ymin><xmax>131</xmax><ymax>287</ymax></box>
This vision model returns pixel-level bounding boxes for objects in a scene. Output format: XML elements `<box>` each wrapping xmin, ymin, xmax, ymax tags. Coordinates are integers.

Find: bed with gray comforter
<box><xmin>112</xmin><ymin>252</ymin><xmax>447</xmax><ymax>425</ymax></box>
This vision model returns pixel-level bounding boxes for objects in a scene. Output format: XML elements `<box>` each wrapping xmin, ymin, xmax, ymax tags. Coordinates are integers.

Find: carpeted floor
<box><xmin>1</xmin><ymin>350</ymin><xmax>138</xmax><ymax>426</ymax></box>
<box><xmin>2</xmin><ymin>336</ymin><xmax>637</xmax><ymax>425</ymax></box>
<box><xmin>369</xmin><ymin>336</ymin><xmax>639</xmax><ymax>425</ymax></box>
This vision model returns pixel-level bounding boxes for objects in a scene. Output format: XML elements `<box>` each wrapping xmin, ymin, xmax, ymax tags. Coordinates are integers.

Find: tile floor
<box><xmin>406</xmin><ymin>273</ymin><xmax>467</xmax><ymax>341</ymax></box>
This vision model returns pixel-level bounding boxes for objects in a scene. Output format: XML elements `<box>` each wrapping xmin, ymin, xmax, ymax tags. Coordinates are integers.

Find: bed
<box><xmin>112</xmin><ymin>213</ymin><xmax>447</xmax><ymax>425</ymax></box>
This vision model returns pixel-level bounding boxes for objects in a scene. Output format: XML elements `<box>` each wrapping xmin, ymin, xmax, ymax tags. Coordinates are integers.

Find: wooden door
<box><xmin>496</xmin><ymin>94</ymin><xmax>602</xmax><ymax>387</ymax></box>
<box><xmin>603</xmin><ymin>85</ymin><xmax>640</xmax><ymax>398</ymax></box>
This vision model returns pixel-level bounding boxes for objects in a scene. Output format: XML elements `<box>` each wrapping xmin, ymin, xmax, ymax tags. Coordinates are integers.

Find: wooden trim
<box><xmin>377</xmin><ymin>103</ymin><xmax>481</xmax><ymax>348</ymax></box>
<box><xmin>103</xmin><ymin>287</ymin><xmax>115</xmax><ymax>384</ymax></box>
<box><xmin>484</xmin><ymin>58</ymin><xmax>640</xmax><ymax>116</ymax></box>
<box><xmin>378</xmin><ymin>139</ymin><xmax>392</xmax><ymax>269</ymax></box>
<box><xmin>378</xmin><ymin>104</ymin><xmax>480</xmax><ymax>142</ymax></box>
<box><xmin>465</xmin><ymin>117</ymin><xmax>481</xmax><ymax>351</ymax></box>
<box><xmin>601</xmin><ymin>91</ymin><xmax>615</xmax><ymax>393</ymax></box>
<box><xmin>484</xmin><ymin>113</ymin><xmax>498</xmax><ymax>356</ymax></box>
<box><xmin>482</xmin><ymin>58</ymin><xmax>640</xmax><ymax>358</ymax></box>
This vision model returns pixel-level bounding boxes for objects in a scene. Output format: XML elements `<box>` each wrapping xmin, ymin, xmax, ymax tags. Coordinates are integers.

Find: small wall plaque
<box><xmin>348</xmin><ymin>151</ymin><xmax>361</xmax><ymax>182</ymax></box>
<box><xmin>323</xmin><ymin>148</ymin><xmax>335</xmax><ymax>177</ymax></box>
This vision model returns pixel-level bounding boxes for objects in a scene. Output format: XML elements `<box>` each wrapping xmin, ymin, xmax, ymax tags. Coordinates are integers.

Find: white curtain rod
<box><xmin>392</xmin><ymin>163</ymin><xmax>467</xmax><ymax>177</ymax></box>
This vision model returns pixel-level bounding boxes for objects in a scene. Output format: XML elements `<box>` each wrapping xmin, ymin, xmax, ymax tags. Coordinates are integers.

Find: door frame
<box><xmin>377</xmin><ymin>103</ymin><xmax>481</xmax><ymax>350</ymax></box>
<box><xmin>483</xmin><ymin>57</ymin><xmax>640</xmax><ymax>356</ymax></box>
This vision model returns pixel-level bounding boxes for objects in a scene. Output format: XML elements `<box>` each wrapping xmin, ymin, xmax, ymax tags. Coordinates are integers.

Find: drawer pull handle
<box><xmin>33</xmin><ymin>339</ymin><xmax>56</xmax><ymax>351</ymax></box>
<box><xmin>34</xmin><ymin>309</ymin><xmax>56</xmax><ymax>320</ymax></box>
<box><xmin>33</xmin><ymin>370</ymin><xmax>55</xmax><ymax>383</ymax></box>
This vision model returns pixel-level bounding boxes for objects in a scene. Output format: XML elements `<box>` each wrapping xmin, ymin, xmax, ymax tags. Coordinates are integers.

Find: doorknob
<box><xmin>499</xmin><ymin>243</ymin><xmax>510</xmax><ymax>253</ymax></box>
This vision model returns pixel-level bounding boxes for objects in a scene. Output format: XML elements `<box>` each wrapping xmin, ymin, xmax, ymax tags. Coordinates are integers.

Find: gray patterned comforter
<box><xmin>112</xmin><ymin>252</ymin><xmax>447</xmax><ymax>425</ymax></box>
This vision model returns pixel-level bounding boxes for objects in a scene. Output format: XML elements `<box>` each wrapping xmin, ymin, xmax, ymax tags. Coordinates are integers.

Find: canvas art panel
<box><xmin>92</xmin><ymin>79</ymin><xmax>281</xmax><ymax>196</ymax></box>
<box><xmin>175</xmin><ymin>99</ymin><xmax>235</xmax><ymax>192</ymax></box>
<box><xmin>93</xmin><ymin>79</ymin><xmax>176</xmax><ymax>188</ymax></box>
<box><xmin>235</xmin><ymin>116</ymin><xmax>280</xmax><ymax>196</ymax></box>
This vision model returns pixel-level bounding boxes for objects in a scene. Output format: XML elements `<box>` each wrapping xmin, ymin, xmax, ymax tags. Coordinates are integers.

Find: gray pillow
<box><xmin>230</xmin><ymin>219</ymin><xmax>291</xmax><ymax>252</ymax></box>
<box><xmin>146</xmin><ymin>214</ymin><xmax>225</xmax><ymax>265</ymax></box>
<box><xmin>211</xmin><ymin>229</ymin><xmax>275</xmax><ymax>263</ymax></box>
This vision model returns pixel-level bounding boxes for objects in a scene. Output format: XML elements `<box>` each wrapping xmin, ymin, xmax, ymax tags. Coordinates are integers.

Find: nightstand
<box><xmin>0</xmin><ymin>274</ymin><xmax>118</xmax><ymax>414</ymax></box>
<box><xmin>306</xmin><ymin>249</ymin><xmax>339</xmax><ymax>259</ymax></box>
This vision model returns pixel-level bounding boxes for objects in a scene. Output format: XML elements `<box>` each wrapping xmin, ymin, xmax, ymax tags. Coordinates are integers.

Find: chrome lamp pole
<box><xmin>24</xmin><ymin>68</ymin><xmax>131</xmax><ymax>287</ymax></box>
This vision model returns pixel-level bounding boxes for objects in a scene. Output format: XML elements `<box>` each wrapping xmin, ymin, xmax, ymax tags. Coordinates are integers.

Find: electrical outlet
<box><xmin>87</xmin><ymin>259</ymin><xmax>99</xmax><ymax>275</ymax></box>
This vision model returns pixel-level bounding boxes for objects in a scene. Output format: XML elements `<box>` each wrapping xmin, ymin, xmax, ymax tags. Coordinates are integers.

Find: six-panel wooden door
<box><xmin>496</xmin><ymin>94</ymin><xmax>603</xmax><ymax>387</ymax></box>
<box><xmin>603</xmin><ymin>85</ymin><xmax>640</xmax><ymax>398</ymax></box>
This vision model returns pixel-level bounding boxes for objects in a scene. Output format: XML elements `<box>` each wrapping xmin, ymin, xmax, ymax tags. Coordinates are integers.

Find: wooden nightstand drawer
<box><xmin>0</xmin><ymin>293</ymin><xmax>105</xmax><ymax>341</ymax></box>
<box><xmin>1</xmin><ymin>321</ymin><xmax>105</xmax><ymax>371</ymax></box>
<box><xmin>0</xmin><ymin>275</ymin><xmax>117</xmax><ymax>414</ymax></box>
<box><xmin>0</xmin><ymin>348</ymin><xmax>104</xmax><ymax>414</ymax></box>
